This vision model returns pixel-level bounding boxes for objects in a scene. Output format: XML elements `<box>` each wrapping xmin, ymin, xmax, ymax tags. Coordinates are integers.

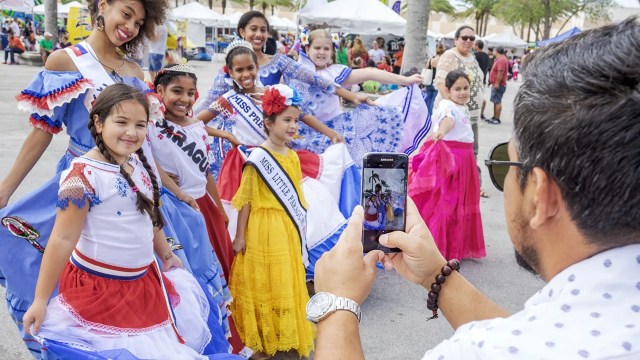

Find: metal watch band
<box><xmin>335</xmin><ymin>296</ymin><xmax>362</xmax><ymax>323</ymax></box>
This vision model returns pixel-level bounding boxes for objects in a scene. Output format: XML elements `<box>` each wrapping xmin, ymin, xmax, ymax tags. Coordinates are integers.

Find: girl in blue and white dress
<box><xmin>194</xmin><ymin>11</ymin><xmax>373</xmax><ymax>177</ymax></box>
<box><xmin>199</xmin><ymin>41</ymin><xmax>360</xmax><ymax>280</ymax></box>
<box><xmin>292</xmin><ymin>29</ymin><xmax>431</xmax><ymax>162</ymax></box>
<box><xmin>21</xmin><ymin>84</ymin><xmax>238</xmax><ymax>360</ymax></box>
<box><xmin>0</xmin><ymin>0</ymin><xmax>232</xmax><ymax>355</ymax></box>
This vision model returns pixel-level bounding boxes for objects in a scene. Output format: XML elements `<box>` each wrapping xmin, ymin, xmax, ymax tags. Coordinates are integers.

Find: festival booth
<box><xmin>537</xmin><ymin>27</ymin><xmax>581</xmax><ymax>47</ymax></box>
<box><xmin>299</xmin><ymin>0</ymin><xmax>406</xmax><ymax>35</ymax></box>
<box><xmin>0</xmin><ymin>0</ymin><xmax>33</xmax><ymax>12</ymax></box>
<box><xmin>171</xmin><ymin>2</ymin><xmax>229</xmax><ymax>48</ymax></box>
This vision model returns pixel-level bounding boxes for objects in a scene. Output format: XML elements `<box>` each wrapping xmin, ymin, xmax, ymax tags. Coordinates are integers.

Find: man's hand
<box><xmin>378</xmin><ymin>197</ymin><xmax>446</xmax><ymax>288</ymax></box>
<box><xmin>314</xmin><ymin>206</ymin><xmax>384</xmax><ymax>304</ymax></box>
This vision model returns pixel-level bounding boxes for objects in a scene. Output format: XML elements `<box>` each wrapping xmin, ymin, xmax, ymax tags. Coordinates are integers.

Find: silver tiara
<box><xmin>225</xmin><ymin>39</ymin><xmax>254</xmax><ymax>55</ymax></box>
<box><xmin>163</xmin><ymin>64</ymin><xmax>196</xmax><ymax>74</ymax></box>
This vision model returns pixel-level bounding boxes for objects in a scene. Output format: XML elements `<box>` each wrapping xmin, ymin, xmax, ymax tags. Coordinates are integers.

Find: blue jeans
<box><xmin>4</xmin><ymin>47</ymin><xmax>23</xmax><ymax>63</ymax></box>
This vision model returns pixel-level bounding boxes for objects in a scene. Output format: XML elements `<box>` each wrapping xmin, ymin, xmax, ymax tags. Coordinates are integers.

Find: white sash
<box><xmin>245</xmin><ymin>147</ymin><xmax>309</xmax><ymax>267</ymax></box>
<box><xmin>64</xmin><ymin>41</ymin><xmax>117</xmax><ymax>110</ymax></box>
<box><xmin>223</xmin><ymin>91</ymin><xmax>267</xmax><ymax>145</ymax></box>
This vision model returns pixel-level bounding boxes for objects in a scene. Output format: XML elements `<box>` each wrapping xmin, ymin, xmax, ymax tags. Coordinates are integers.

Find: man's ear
<box><xmin>529</xmin><ymin>167</ymin><xmax>561</xmax><ymax>229</ymax></box>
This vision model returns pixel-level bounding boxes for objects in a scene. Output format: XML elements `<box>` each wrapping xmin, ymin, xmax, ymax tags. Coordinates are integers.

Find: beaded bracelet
<box><xmin>426</xmin><ymin>259</ymin><xmax>460</xmax><ymax>321</ymax></box>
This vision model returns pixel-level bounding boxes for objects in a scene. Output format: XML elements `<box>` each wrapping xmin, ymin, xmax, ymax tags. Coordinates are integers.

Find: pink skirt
<box><xmin>408</xmin><ymin>140</ymin><xmax>485</xmax><ymax>260</ymax></box>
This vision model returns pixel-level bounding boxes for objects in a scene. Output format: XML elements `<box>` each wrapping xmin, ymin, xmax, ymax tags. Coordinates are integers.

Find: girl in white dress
<box><xmin>22</xmin><ymin>84</ymin><xmax>215</xmax><ymax>359</ymax></box>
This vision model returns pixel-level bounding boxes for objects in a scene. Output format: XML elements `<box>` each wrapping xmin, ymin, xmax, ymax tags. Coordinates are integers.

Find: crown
<box><xmin>225</xmin><ymin>39</ymin><xmax>254</xmax><ymax>55</ymax></box>
<box><xmin>163</xmin><ymin>63</ymin><xmax>196</xmax><ymax>74</ymax></box>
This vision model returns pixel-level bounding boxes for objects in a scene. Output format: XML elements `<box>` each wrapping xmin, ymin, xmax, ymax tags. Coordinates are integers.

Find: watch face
<box><xmin>307</xmin><ymin>292</ymin><xmax>333</xmax><ymax>319</ymax></box>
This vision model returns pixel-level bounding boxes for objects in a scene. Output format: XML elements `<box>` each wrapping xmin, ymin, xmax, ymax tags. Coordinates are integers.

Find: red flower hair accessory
<box><xmin>262</xmin><ymin>87</ymin><xmax>288</xmax><ymax>116</ymax></box>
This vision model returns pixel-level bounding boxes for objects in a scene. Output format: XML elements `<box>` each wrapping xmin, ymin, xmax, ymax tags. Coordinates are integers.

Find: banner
<box><xmin>67</xmin><ymin>6</ymin><xmax>91</xmax><ymax>44</ymax></box>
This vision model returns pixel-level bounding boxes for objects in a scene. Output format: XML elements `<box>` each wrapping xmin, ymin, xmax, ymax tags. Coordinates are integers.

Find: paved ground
<box><xmin>0</xmin><ymin>59</ymin><xmax>542</xmax><ymax>360</ymax></box>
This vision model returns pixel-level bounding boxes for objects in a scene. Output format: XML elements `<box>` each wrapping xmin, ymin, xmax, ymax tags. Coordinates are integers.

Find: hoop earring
<box><xmin>96</xmin><ymin>15</ymin><xmax>105</xmax><ymax>32</ymax></box>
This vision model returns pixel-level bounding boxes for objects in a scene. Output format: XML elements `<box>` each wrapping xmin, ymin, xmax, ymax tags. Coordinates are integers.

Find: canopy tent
<box><xmin>299</xmin><ymin>0</ymin><xmax>328</xmax><ymax>16</ymax></box>
<box><xmin>299</xmin><ymin>0</ymin><xmax>406</xmax><ymax>35</ymax></box>
<box><xmin>483</xmin><ymin>30</ymin><xmax>527</xmax><ymax>48</ymax></box>
<box><xmin>33</xmin><ymin>1</ymin><xmax>85</xmax><ymax>17</ymax></box>
<box><xmin>224</xmin><ymin>11</ymin><xmax>243</xmax><ymax>28</ymax></box>
<box><xmin>537</xmin><ymin>27</ymin><xmax>581</xmax><ymax>47</ymax></box>
<box><xmin>172</xmin><ymin>2</ymin><xmax>229</xmax><ymax>26</ymax></box>
<box><xmin>269</xmin><ymin>15</ymin><xmax>296</xmax><ymax>31</ymax></box>
<box><xmin>171</xmin><ymin>2</ymin><xmax>229</xmax><ymax>47</ymax></box>
<box><xmin>0</xmin><ymin>0</ymin><xmax>33</xmax><ymax>12</ymax></box>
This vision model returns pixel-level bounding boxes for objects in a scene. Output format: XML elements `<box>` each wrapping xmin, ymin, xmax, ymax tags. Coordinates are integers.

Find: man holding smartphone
<box><xmin>309</xmin><ymin>18</ymin><xmax>640</xmax><ymax>359</ymax></box>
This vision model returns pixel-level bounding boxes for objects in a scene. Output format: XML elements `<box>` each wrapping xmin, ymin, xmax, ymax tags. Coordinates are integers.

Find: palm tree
<box><xmin>44</xmin><ymin>0</ymin><xmax>58</xmax><ymax>44</ymax></box>
<box><xmin>402</xmin><ymin>0</ymin><xmax>430</xmax><ymax>74</ymax></box>
<box><xmin>458</xmin><ymin>0</ymin><xmax>498</xmax><ymax>37</ymax></box>
<box><xmin>368</xmin><ymin>170</ymin><xmax>380</xmax><ymax>192</ymax></box>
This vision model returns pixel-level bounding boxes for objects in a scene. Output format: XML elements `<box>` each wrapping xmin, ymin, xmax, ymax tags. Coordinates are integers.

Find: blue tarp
<box><xmin>537</xmin><ymin>27</ymin><xmax>582</xmax><ymax>47</ymax></box>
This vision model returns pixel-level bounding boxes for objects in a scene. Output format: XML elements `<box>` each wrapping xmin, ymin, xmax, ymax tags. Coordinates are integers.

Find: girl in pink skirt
<box><xmin>408</xmin><ymin>69</ymin><xmax>485</xmax><ymax>260</ymax></box>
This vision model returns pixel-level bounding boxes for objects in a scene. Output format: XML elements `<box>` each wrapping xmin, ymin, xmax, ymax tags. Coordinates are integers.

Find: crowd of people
<box><xmin>1</xmin><ymin>16</ymin><xmax>73</xmax><ymax>65</ymax></box>
<box><xmin>0</xmin><ymin>0</ymin><xmax>637</xmax><ymax>359</ymax></box>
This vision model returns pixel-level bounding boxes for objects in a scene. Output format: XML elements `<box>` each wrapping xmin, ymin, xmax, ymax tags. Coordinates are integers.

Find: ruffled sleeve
<box><xmin>434</xmin><ymin>100</ymin><xmax>457</xmax><ymax>125</ymax></box>
<box><xmin>207</xmin><ymin>95</ymin><xmax>235</xmax><ymax>129</ymax></box>
<box><xmin>231</xmin><ymin>165</ymin><xmax>260</xmax><ymax>211</ymax></box>
<box><xmin>194</xmin><ymin>69</ymin><xmax>231</xmax><ymax>115</ymax></box>
<box><xmin>279</xmin><ymin>54</ymin><xmax>336</xmax><ymax>93</ymax></box>
<box><xmin>16</xmin><ymin>70</ymin><xmax>94</xmax><ymax>134</ymax></box>
<box><xmin>57</xmin><ymin>161</ymin><xmax>101</xmax><ymax>210</ymax></box>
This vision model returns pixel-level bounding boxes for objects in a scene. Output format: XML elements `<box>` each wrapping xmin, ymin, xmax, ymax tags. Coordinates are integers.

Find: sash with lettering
<box><xmin>223</xmin><ymin>90</ymin><xmax>267</xmax><ymax>145</ymax></box>
<box><xmin>64</xmin><ymin>41</ymin><xmax>118</xmax><ymax>108</ymax></box>
<box><xmin>244</xmin><ymin>147</ymin><xmax>310</xmax><ymax>267</ymax></box>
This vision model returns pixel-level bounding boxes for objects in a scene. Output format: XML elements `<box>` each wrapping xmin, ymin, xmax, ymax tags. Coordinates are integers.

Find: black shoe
<box><xmin>486</xmin><ymin>117</ymin><xmax>501</xmax><ymax>125</ymax></box>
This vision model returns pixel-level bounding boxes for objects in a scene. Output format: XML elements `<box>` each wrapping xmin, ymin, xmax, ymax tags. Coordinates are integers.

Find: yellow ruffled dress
<box><xmin>230</xmin><ymin>148</ymin><xmax>315</xmax><ymax>357</ymax></box>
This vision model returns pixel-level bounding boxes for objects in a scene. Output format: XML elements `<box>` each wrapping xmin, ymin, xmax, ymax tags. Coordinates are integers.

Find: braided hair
<box><xmin>88</xmin><ymin>84</ymin><xmax>164</xmax><ymax>229</ymax></box>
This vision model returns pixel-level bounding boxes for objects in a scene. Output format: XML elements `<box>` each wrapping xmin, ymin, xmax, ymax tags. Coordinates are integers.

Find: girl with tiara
<box><xmin>194</xmin><ymin>11</ymin><xmax>373</xmax><ymax>159</ymax></box>
<box><xmin>293</xmin><ymin>29</ymin><xmax>431</xmax><ymax>163</ymax></box>
<box><xmin>230</xmin><ymin>83</ymin><xmax>315</xmax><ymax>360</ymax></box>
<box><xmin>148</xmin><ymin>64</ymin><xmax>235</xmax><ymax>281</ymax></box>
<box><xmin>200</xmin><ymin>40</ymin><xmax>360</xmax><ymax>283</ymax></box>
<box><xmin>0</xmin><ymin>0</ymin><xmax>233</xmax><ymax>355</ymax></box>
<box><xmin>21</xmin><ymin>84</ymin><xmax>239</xmax><ymax>360</ymax></box>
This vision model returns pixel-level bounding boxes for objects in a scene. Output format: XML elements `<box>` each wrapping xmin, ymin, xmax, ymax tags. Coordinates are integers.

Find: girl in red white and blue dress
<box><xmin>21</xmin><ymin>84</ymin><xmax>238</xmax><ymax>359</ymax></box>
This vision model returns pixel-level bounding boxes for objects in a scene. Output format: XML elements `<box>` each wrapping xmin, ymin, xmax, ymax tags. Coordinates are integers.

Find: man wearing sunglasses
<box><xmin>310</xmin><ymin>17</ymin><xmax>640</xmax><ymax>359</ymax></box>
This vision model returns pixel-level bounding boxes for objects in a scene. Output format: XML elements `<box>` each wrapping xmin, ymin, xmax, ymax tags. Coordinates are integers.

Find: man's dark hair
<box><xmin>514</xmin><ymin>17</ymin><xmax>640</xmax><ymax>247</ymax></box>
<box><xmin>475</xmin><ymin>39</ymin><xmax>484</xmax><ymax>50</ymax></box>
<box><xmin>496</xmin><ymin>46</ymin><xmax>505</xmax><ymax>54</ymax></box>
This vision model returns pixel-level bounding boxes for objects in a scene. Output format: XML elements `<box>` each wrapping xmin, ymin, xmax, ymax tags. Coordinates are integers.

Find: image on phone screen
<box><xmin>361</xmin><ymin>153</ymin><xmax>408</xmax><ymax>253</ymax></box>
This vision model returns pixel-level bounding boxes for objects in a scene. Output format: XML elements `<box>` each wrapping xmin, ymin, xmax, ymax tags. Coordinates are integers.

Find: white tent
<box><xmin>269</xmin><ymin>15</ymin><xmax>296</xmax><ymax>31</ymax></box>
<box><xmin>299</xmin><ymin>0</ymin><xmax>328</xmax><ymax>16</ymax></box>
<box><xmin>299</xmin><ymin>0</ymin><xmax>406</xmax><ymax>35</ymax></box>
<box><xmin>171</xmin><ymin>2</ymin><xmax>229</xmax><ymax>47</ymax></box>
<box><xmin>483</xmin><ymin>30</ymin><xmax>527</xmax><ymax>48</ymax></box>
<box><xmin>172</xmin><ymin>2</ymin><xmax>229</xmax><ymax>26</ymax></box>
<box><xmin>0</xmin><ymin>0</ymin><xmax>34</xmax><ymax>12</ymax></box>
<box><xmin>224</xmin><ymin>11</ymin><xmax>243</xmax><ymax>28</ymax></box>
<box><xmin>33</xmin><ymin>1</ymin><xmax>85</xmax><ymax>17</ymax></box>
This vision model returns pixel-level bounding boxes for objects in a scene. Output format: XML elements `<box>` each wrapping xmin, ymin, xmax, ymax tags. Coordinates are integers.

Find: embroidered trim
<box><xmin>56</xmin><ymin>296</ymin><xmax>173</xmax><ymax>335</ymax></box>
<box><xmin>57</xmin><ymin>163</ymin><xmax>102</xmax><ymax>210</ymax></box>
<box><xmin>17</xmin><ymin>78</ymin><xmax>94</xmax><ymax>117</ymax></box>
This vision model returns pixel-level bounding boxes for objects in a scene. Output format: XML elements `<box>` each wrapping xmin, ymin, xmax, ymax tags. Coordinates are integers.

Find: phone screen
<box><xmin>361</xmin><ymin>153</ymin><xmax>408</xmax><ymax>253</ymax></box>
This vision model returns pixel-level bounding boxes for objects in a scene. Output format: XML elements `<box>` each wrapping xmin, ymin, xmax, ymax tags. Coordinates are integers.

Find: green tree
<box><xmin>459</xmin><ymin>0</ymin><xmax>499</xmax><ymax>36</ymax></box>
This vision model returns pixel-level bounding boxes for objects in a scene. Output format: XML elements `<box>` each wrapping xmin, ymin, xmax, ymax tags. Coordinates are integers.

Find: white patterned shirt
<box><xmin>422</xmin><ymin>244</ymin><xmax>640</xmax><ymax>359</ymax></box>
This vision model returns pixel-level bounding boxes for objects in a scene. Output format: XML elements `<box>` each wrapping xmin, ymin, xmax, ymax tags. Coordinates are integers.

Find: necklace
<box><xmin>85</xmin><ymin>42</ymin><xmax>126</xmax><ymax>81</ymax></box>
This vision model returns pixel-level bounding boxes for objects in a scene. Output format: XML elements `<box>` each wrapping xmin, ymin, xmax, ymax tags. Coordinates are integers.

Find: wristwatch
<box><xmin>306</xmin><ymin>292</ymin><xmax>361</xmax><ymax>324</ymax></box>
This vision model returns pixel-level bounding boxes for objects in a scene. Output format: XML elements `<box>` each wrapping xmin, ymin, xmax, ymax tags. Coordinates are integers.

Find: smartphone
<box><xmin>361</xmin><ymin>152</ymin><xmax>408</xmax><ymax>253</ymax></box>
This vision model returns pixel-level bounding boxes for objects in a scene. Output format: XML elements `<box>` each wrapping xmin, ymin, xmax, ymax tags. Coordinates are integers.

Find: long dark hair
<box><xmin>87</xmin><ymin>84</ymin><xmax>164</xmax><ymax>228</ymax></box>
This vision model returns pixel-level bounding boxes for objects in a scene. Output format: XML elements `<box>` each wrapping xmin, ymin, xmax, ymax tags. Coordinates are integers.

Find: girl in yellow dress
<box><xmin>230</xmin><ymin>84</ymin><xmax>315</xmax><ymax>359</ymax></box>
